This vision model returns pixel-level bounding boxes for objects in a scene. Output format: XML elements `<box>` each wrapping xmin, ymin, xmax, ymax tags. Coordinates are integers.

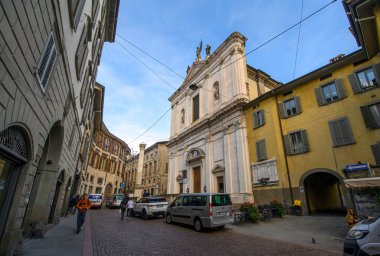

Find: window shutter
<box><xmin>294</xmin><ymin>96</ymin><xmax>302</xmax><ymax>113</ymax></box>
<box><xmin>348</xmin><ymin>73</ymin><xmax>361</xmax><ymax>93</ymax></box>
<box><xmin>371</xmin><ymin>143</ymin><xmax>380</xmax><ymax>165</ymax></box>
<box><xmin>301</xmin><ymin>130</ymin><xmax>310</xmax><ymax>152</ymax></box>
<box><xmin>372</xmin><ymin>63</ymin><xmax>380</xmax><ymax>85</ymax></box>
<box><xmin>87</xmin><ymin>17</ymin><xmax>92</xmax><ymax>42</ymax></box>
<box><xmin>278</xmin><ymin>102</ymin><xmax>286</xmax><ymax>118</ymax></box>
<box><xmin>328</xmin><ymin>121</ymin><xmax>339</xmax><ymax>146</ymax></box>
<box><xmin>253</xmin><ymin>112</ymin><xmax>258</xmax><ymax>129</ymax></box>
<box><xmin>261</xmin><ymin>110</ymin><xmax>266</xmax><ymax>126</ymax></box>
<box><xmin>283</xmin><ymin>135</ymin><xmax>292</xmax><ymax>155</ymax></box>
<box><xmin>73</xmin><ymin>0</ymin><xmax>85</xmax><ymax>30</ymax></box>
<box><xmin>335</xmin><ymin>79</ymin><xmax>347</xmax><ymax>98</ymax></box>
<box><xmin>256</xmin><ymin>139</ymin><xmax>267</xmax><ymax>161</ymax></box>
<box><xmin>360</xmin><ymin>106</ymin><xmax>377</xmax><ymax>129</ymax></box>
<box><xmin>315</xmin><ymin>87</ymin><xmax>324</xmax><ymax>105</ymax></box>
<box><xmin>341</xmin><ymin>118</ymin><xmax>355</xmax><ymax>144</ymax></box>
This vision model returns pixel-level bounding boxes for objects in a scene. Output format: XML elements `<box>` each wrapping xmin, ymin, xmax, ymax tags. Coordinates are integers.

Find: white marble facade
<box><xmin>167</xmin><ymin>32</ymin><xmax>254</xmax><ymax>203</ymax></box>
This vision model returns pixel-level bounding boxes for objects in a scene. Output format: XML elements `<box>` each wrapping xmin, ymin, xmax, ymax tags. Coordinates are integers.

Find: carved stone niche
<box><xmin>186</xmin><ymin>148</ymin><xmax>205</xmax><ymax>163</ymax></box>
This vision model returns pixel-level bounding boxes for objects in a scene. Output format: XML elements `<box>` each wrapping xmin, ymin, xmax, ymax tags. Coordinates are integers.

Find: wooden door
<box><xmin>193</xmin><ymin>167</ymin><xmax>201</xmax><ymax>193</ymax></box>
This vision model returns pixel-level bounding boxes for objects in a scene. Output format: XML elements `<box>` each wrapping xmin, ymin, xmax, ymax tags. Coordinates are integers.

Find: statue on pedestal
<box><xmin>196</xmin><ymin>40</ymin><xmax>202</xmax><ymax>61</ymax></box>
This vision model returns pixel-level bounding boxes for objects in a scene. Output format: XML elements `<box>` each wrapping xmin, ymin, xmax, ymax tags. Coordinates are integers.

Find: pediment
<box><xmin>211</xmin><ymin>164</ymin><xmax>225</xmax><ymax>173</ymax></box>
<box><xmin>184</xmin><ymin>61</ymin><xmax>206</xmax><ymax>83</ymax></box>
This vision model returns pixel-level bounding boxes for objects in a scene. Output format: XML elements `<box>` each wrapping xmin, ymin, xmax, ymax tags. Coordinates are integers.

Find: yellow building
<box><xmin>245</xmin><ymin>0</ymin><xmax>380</xmax><ymax>215</ymax></box>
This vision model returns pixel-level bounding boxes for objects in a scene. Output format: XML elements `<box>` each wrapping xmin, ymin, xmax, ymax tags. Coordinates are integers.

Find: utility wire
<box><xmin>293</xmin><ymin>0</ymin><xmax>304</xmax><ymax>79</ymax></box>
<box><xmin>116</xmin><ymin>34</ymin><xmax>185</xmax><ymax>80</ymax></box>
<box><xmin>128</xmin><ymin>107</ymin><xmax>172</xmax><ymax>144</ymax></box>
<box><xmin>192</xmin><ymin>0</ymin><xmax>337</xmax><ymax>86</ymax></box>
<box><xmin>118</xmin><ymin>0</ymin><xmax>337</xmax><ymax>145</ymax></box>
<box><xmin>115</xmin><ymin>40</ymin><xmax>176</xmax><ymax>90</ymax></box>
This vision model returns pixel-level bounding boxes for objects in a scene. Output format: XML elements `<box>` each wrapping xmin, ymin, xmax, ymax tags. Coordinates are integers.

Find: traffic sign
<box><xmin>121</xmin><ymin>181</ymin><xmax>126</xmax><ymax>189</ymax></box>
<box><xmin>345</xmin><ymin>163</ymin><xmax>370</xmax><ymax>172</ymax></box>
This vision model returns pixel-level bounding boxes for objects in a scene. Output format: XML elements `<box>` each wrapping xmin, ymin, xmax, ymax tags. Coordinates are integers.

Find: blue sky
<box><xmin>97</xmin><ymin>0</ymin><xmax>359</xmax><ymax>153</ymax></box>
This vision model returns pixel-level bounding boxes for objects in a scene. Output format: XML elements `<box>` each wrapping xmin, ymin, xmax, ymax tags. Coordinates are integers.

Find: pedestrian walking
<box><xmin>120</xmin><ymin>195</ymin><xmax>128</xmax><ymax>221</ymax></box>
<box><xmin>127</xmin><ymin>197</ymin><xmax>134</xmax><ymax>219</ymax></box>
<box><xmin>76</xmin><ymin>193</ymin><xmax>91</xmax><ymax>233</ymax></box>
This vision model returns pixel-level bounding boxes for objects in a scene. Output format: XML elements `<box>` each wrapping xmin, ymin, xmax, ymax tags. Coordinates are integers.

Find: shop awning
<box><xmin>344</xmin><ymin>177</ymin><xmax>380</xmax><ymax>188</ymax></box>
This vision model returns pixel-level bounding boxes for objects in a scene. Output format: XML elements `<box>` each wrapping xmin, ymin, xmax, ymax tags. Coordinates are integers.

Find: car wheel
<box><xmin>142</xmin><ymin>210</ymin><xmax>148</xmax><ymax>220</ymax></box>
<box><xmin>166</xmin><ymin>214</ymin><xmax>172</xmax><ymax>224</ymax></box>
<box><xmin>217</xmin><ymin>225</ymin><xmax>225</xmax><ymax>230</ymax></box>
<box><xmin>194</xmin><ymin>218</ymin><xmax>202</xmax><ymax>232</ymax></box>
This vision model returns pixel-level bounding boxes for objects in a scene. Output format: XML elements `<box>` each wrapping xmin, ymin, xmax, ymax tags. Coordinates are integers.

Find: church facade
<box><xmin>167</xmin><ymin>32</ymin><xmax>278</xmax><ymax>203</ymax></box>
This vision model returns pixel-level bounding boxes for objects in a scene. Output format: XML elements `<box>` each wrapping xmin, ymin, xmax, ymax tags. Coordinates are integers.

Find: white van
<box><xmin>165</xmin><ymin>193</ymin><xmax>233</xmax><ymax>231</ymax></box>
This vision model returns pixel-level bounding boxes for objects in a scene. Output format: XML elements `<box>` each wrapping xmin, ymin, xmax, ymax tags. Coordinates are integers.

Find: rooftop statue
<box><xmin>196</xmin><ymin>40</ymin><xmax>202</xmax><ymax>61</ymax></box>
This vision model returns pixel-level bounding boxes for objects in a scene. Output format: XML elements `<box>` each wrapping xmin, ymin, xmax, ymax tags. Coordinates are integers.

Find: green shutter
<box><xmin>295</xmin><ymin>96</ymin><xmax>302</xmax><ymax>114</ymax></box>
<box><xmin>348</xmin><ymin>73</ymin><xmax>361</xmax><ymax>93</ymax></box>
<box><xmin>328</xmin><ymin>120</ymin><xmax>339</xmax><ymax>146</ymax></box>
<box><xmin>256</xmin><ymin>139</ymin><xmax>267</xmax><ymax>161</ymax></box>
<box><xmin>360</xmin><ymin>105</ymin><xmax>377</xmax><ymax>129</ymax></box>
<box><xmin>278</xmin><ymin>102</ymin><xmax>286</xmax><ymax>118</ymax></box>
<box><xmin>253</xmin><ymin>112</ymin><xmax>258</xmax><ymax>129</ymax></box>
<box><xmin>372</xmin><ymin>63</ymin><xmax>380</xmax><ymax>85</ymax></box>
<box><xmin>371</xmin><ymin>143</ymin><xmax>380</xmax><ymax>165</ymax></box>
<box><xmin>315</xmin><ymin>87</ymin><xmax>324</xmax><ymax>105</ymax></box>
<box><xmin>261</xmin><ymin>110</ymin><xmax>265</xmax><ymax>126</ymax></box>
<box><xmin>335</xmin><ymin>79</ymin><xmax>347</xmax><ymax>99</ymax></box>
<box><xmin>301</xmin><ymin>130</ymin><xmax>310</xmax><ymax>152</ymax></box>
<box><xmin>283</xmin><ymin>135</ymin><xmax>292</xmax><ymax>155</ymax></box>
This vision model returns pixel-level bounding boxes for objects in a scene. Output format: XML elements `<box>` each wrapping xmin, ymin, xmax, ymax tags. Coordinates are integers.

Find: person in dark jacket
<box><xmin>120</xmin><ymin>195</ymin><xmax>128</xmax><ymax>221</ymax></box>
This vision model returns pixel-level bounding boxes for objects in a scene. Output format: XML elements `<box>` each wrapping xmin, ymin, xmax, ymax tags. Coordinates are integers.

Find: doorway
<box><xmin>48</xmin><ymin>171</ymin><xmax>64</xmax><ymax>223</ymax></box>
<box><xmin>193</xmin><ymin>167</ymin><xmax>201</xmax><ymax>193</ymax></box>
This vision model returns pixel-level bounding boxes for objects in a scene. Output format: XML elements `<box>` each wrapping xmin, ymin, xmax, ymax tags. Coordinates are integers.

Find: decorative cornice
<box><xmin>167</xmin><ymin>98</ymin><xmax>248</xmax><ymax>147</ymax></box>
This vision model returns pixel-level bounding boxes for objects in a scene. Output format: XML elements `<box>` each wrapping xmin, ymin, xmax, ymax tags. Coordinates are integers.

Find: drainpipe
<box><xmin>275</xmin><ymin>95</ymin><xmax>294</xmax><ymax>203</ymax></box>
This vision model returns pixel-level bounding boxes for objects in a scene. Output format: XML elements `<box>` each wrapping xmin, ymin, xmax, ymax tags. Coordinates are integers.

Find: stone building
<box><xmin>85</xmin><ymin>110</ymin><xmax>130</xmax><ymax>202</ymax></box>
<box><xmin>125</xmin><ymin>141</ymin><xmax>169</xmax><ymax>198</ymax></box>
<box><xmin>167</xmin><ymin>32</ymin><xmax>278</xmax><ymax>203</ymax></box>
<box><xmin>0</xmin><ymin>0</ymin><xmax>119</xmax><ymax>253</ymax></box>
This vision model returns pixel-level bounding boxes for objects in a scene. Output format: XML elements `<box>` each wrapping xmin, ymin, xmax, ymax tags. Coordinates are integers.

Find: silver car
<box><xmin>133</xmin><ymin>197</ymin><xmax>168</xmax><ymax>220</ymax></box>
<box><xmin>165</xmin><ymin>193</ymin><xmax>233</xmax><ymax>231</ymax></box>
<box><xmin>343</xmin><ymin>215</ymin><xmax>380</xmax><ymax>256</ymax></box>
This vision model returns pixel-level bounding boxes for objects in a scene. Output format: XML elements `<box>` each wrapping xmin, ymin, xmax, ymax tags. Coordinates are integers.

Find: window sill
<box><xmin>333</xmin><ymin>141</ymin><xmax>356</xmax><ymax>148</ymax></box>
<box><xmin>253</xmin><ymin>180</ymin><xmax>279</xmax><ymax>187</ymax></box>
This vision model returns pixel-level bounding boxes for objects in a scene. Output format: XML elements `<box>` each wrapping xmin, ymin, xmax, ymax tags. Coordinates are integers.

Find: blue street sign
<box><xmin>121</xmin><ymin>181</ymin><xmax>126</xmax><ymax>189</ymax></box>
<box><xmin>345</xmin><ymin>163</ymin><xmax>370</xmax><ymax>172</ymax></box>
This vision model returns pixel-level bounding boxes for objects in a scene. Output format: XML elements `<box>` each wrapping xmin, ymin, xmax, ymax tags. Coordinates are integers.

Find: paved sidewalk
<box><xmin>23</xmin><ymin>212</ymin><xmax>92</xmax><ymax>256</ymax></box>
<box><xmin>228</xmin><ymin>214</ymin><xmax>348</xmax><ymax>253</ymax></box>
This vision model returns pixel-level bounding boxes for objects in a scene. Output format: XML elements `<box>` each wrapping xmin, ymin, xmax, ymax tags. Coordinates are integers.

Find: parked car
<box><xmin>106</xmin><ymin>194</ymin><xmax>125</xmax><ymax>208</ymax></box>
<box><xmin>88</xmin><ymin>194</ymin><xmax>103</xmax><ymax>209</ymax></box>
<box><xmin>133</xmin><ymin>197</ymin><xmax>168</xmax><ymax>220</ymax></box>
<box><xmin>165</xmin><ymin>193</ymin><xmax>233</xmax><ymax>231</ymax></box>
<box><xmin>343</xmin><ymin>215</ymin><xmax>380</xmax><ymax>256</ymax></box>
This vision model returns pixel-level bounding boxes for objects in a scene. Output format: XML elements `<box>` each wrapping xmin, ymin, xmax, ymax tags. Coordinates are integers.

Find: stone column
<box><xmin>134</xmin><ymin>143</ymin><xmax>146</xmax><ymax>199</ymax></box>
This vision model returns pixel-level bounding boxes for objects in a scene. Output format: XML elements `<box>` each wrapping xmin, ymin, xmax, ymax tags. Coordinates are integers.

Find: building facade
<box><xmin>85</xmin><ymin>119</ymin><xmax>130</xmax><ymax>203</ymax></box>
<box><xmin>167</xmin><ymin>32</ymin><xmax>278</xmax><ymax>203</ymax></box>
<box><xmin>245</xmin><ymin>0</ymin><xmax>380</xmax><ymax>216</ymax></box>
<box><xmin>125</xmin><ymin>142</ymin><xmax>169</xmax><ymax>198</ymax></box>
<box><xmin>0</xmin><ymin>0</ymin><xmax>119</xmax><ymax>253</ymax></box>
<box><xmin>141</xmin><ymin>141</ymin><xmax>169</xmax><ymax>196</ymax></box>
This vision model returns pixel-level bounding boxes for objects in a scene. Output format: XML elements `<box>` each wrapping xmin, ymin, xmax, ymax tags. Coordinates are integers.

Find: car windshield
<box><xmin>115</xmin><ymin>195</ymin><xmax>124</xmax><ymax>200</ymax></box>
<box><xmin>212</xmin><ymin>194</ymin><xmax>231</xmax><ymax>206</ymax></box>
<box><xmin>89</xmin><ymin>195</ymin><xmax>102</xmax><ymax>200</ymax></box>
<box><xmin>361</xmin><ymin>215</ymin><xmax>380</xmax><ymax>224</ymax></box>
<box><xmin>148</xmin><ymin>198</ymin><xmax>166</xmax><ymax>203</ymax></box>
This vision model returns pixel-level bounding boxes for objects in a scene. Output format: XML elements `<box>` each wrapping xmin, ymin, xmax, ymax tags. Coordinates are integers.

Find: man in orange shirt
<box><xmin>76</xmin><ymin>193</ymin><xmax>91</xmax><ymax>233</ymax></box>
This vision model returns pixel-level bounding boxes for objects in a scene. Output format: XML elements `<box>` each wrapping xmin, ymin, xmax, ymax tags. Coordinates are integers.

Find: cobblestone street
<box><xmin>90</xmin><ymin>209</ymin><xmax>340</xmax><ymax>256</ymax></box>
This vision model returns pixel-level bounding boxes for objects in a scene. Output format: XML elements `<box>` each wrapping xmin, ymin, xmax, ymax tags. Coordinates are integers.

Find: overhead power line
<box><xmin>115</xmin><ymin>40</ymin><xmax>176</xmax><ymax>90</ymax></box>
<box><xmin>117</xmin><ymin>0</ymin><xmax>337</xmax><ymax>145</ymax></box>
<box><xmin>116</xmin><ymin>34</ymin><xmax>185</xmax><ymax>80</ymax></box>
<box><xmin>293</xmin><ymin>0</ymin><xmax>304</xmax><ymax>79</ymax></box>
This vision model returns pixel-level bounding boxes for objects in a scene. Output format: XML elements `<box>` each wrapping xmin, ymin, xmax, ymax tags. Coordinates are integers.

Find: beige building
<box><xmin>125</xmin><ymin>141</ymin><xmax>169</xmax><ymax>197</ymax></box>
<box><xmin>0</xmin><ymin>0</ymin><xmax>119</xmax><ymax>254</ymax></box>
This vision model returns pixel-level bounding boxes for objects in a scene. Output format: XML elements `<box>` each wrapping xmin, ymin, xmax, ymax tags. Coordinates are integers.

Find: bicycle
<box><xmin>232</xmin><ymin>211</ymin><xmax>246</xmax><ymax>225</ymax></box>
